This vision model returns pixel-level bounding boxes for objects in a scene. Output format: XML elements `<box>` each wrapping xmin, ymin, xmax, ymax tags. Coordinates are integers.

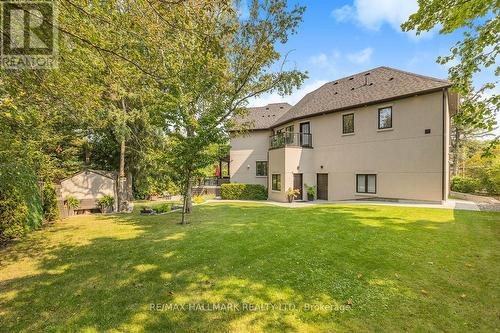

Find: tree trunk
<box><xmin>118</xmin><ymin>138</ymin><xmax>127</xmax><ymax>211</ymax></box>
<box><xmin>451</xmin><ymin>126</ymin><xmax>461</xmax><ymax>176</ymax></box>
<box><xmin>181</xmin><ymin>168</ymin><xmax>192</xmax><ymax>225</ymax></box>
<box><xmin>186</xmin><ymin>176</ymin><xmax>193</xmax><ymax>214</ymax></box>
<box><xmin>118</xmin><ymin>98</ymin><xmax>128</xmax><ymax>212</ymax></box>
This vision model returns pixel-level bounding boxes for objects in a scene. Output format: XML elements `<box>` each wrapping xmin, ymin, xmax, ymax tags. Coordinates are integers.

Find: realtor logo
<box><xmin>1</xmin><ymin>1</ymin><xmax>58</xmax><ymax>69</ymax></box>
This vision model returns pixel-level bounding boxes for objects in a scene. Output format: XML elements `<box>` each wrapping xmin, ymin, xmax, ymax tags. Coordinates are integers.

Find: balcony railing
<box><xmin>269</xmin><ymin>132</ymin><xmax>312</xmax><ymax>149</ymax></box>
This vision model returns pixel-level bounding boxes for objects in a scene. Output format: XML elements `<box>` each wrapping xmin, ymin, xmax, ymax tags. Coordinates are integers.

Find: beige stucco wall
<box><xmin>269</xmin><ymin>91</ymin><xmax>449</xmax><ymax>203</ymax></box>
<box><xmin>229</xmin><ymin>130</ymin><xmax>270</xmax><ymax>187</ymax></box>
<box><xmin>60</xmin><ymin>172</ymin><xmax>117</xmax><ymax>209</ymax></box>
<box><xmin>268</xmin><ymin>147</ymin><xmax>285</xmax><ymax>201</ymax></box>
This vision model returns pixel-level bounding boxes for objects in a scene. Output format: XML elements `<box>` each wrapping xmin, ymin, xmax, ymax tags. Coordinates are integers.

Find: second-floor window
<box><xmin>272</xmin><ymin>174</ymin><xmax>281</xmax><ymax>191</ymax></box>
<box><xmin>343</xmin><ymin>113</ymin><xmax>354</xmax><ymax>134</ymax></box>
<box><xmin>378</xmin><ymin>107</ymin><xmax>392</xmax><ymax>129</ymax></box>
<box><xmin>256</xmin><ymin>161</ymin><xmax>268</xmax><ymax>176</ymax></box>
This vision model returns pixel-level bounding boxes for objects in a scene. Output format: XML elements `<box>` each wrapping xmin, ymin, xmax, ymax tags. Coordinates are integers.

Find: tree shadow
<box><xmin>0</xmin><ymin>203</ymin><xmax>498</xmax><ymax>332</ymax></box>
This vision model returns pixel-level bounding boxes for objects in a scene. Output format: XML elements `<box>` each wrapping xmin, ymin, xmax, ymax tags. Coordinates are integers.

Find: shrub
<box><xmin>286</xmin><ymin>187</ymin><xmax>300</xmax><ymax>203</ymax></box>
<box><xmin>97</xmin><ymin>195</ymin><xmax>115</xmax><ymax>212</ymax></box>
<box><xmin>66</xmin><ymin>196</ymin><xmax>80</xmax><ymax>209</ymax></box>
<box><xmin>483</xmin><ymin>161</ymin><xmax>500</xmax><ymax>195</ymax></box>
<box><xmin>42</xmin><ymin>182</ymin><xmax>59</xmax><ymax>222</ymax></box>
<box><xmin>0</xmin><ymin>167</ymin><xmax>42</xmax><ymax>241</ymax></box>
<box><xmin>192</xmin><ymin>194</ymin><xmax>215</xmax><ymax>204</ymax></box>
<box><xmin>0</xmin><ymin>188</ymin><xmax>30</xmax><ymax>241</ymax></box>
<box><xmin>305</xmin><ymin>184</ymin><xmax>316</xmax><ymax>196</ymax></box>
<box><xmin>220</xmin><ymin>184</ymin><xmax>267</xmax><ymax>200</ymax></box>
<box><xmin>154</xmin><ymin>202</ymin><xmax>171</xmax><ymax>213</ymax></box>
<box><xmin>451</xmin><ymin>176</ymin><xmax>480</xmax><ymax>193</ymax></box>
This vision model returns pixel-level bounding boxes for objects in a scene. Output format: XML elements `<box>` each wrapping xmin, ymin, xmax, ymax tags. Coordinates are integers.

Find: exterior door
<box><xmin>293</xmin><ymin>173</ymin><xmax>303</xmax><ymax>200</ymax></box>
<box><xmin>317</xmin><ymin>173</ymin><xmax>328</xmax><ymax>200</ymax></box>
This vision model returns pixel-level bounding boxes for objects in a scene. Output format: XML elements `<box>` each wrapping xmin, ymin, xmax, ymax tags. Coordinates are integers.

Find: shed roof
<box><xmin>59</xmin><ymin>169</ymin><xmax>117</xmax><ymax>183</ymax></box>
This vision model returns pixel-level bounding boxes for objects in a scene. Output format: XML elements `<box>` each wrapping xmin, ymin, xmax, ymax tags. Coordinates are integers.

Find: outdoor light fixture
<box><xmin>320</xmin><ymin>165</ymin><xmax>324</xmax><ymax>169</ymax></box>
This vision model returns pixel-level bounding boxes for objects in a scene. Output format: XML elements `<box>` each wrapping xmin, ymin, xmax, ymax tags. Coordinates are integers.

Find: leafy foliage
<box><xmin>451</xmin><ymin>176</ymin><xmax>480</xmax><ymax>193</ymax></box>
<box><xmin>402</xmin><ymin>0</ymin><xmax>499</xmax><ymax>145</ymax></box>
<box><xmin>65</xmin><ymin>196</ymin><xmax>80</xmax><ymax>210</ymax></box>
<box><xmin>0</xmin><ymin>165</ymin><xmax>43</xmax><ymax>241</ymax></box>
<box><xmin>286</xmin><ymin>187</ymin><xmax>301</xmax><ymax>202</ymax></box>
<box><xmin>42</xmin><ymin>183</ymin><xmax>59</xmax><ymax>222</ymax></box>
<box><xmin>305</xmin><ymin>184</ymin><xmax>316</xmax><ymax>196</ymax></box>
<box><xmin>221</xmin><ymin>184</ymin><xmax>267</xmax><ymax>200</ymax></box>
<box><xmin>0</xmin><ymin>187</ymin><xmax>30</xmax><ymax>241</ymax></box>
<box><xmin>454</xmin><ymin>142</ymin><xmax>500</xmax><ymax>194</ymax></box>
<box><xmin>97</xmin><ymin>195</ymin><xmax>115</xmax><ymax>210</ymax></box>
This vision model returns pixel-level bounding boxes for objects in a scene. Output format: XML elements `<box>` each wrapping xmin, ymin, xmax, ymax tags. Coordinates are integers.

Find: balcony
<box><xmin>269</xmin><ymin>132</ymin><xmax>312</xmax><ymax>149</ymax></box>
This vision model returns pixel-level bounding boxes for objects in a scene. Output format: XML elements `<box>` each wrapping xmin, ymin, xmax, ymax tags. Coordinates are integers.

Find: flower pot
<box><xmin>307</xmin><ymin>193</ymin><xmax>314</xmax><ymax>201</ymax></box>
<box><xmin>287</xmin><ymin>196</ymin><xmax>293</xmax><ymax>203</ymax></box>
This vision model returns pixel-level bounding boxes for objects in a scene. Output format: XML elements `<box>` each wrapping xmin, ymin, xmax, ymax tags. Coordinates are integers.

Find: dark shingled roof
<box><xmin>273</xmin><ymin>66</ymin><xmax>451</xmax><ymax>127</ymax></box>
<box><xmin>233</xmin><ymin>102</ymin><xmax>292</xmax><ymax>130</ymax></box>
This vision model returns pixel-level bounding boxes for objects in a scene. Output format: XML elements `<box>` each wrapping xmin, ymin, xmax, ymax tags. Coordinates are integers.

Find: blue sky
<box><xmin>248</xmin><ymin>0</ymin><xmax>499</xmax><ymax>132</ymax></box>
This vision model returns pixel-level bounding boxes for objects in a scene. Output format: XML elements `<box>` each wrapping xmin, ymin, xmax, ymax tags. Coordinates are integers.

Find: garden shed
<box><xmin>58</xmin><ymin>170</ymin><xmax>118</xmax><ymax>216</ymax></box>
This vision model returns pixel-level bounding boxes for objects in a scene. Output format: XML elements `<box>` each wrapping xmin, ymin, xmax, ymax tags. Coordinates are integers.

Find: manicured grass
<box><xmin>0</xmin><ymin>203</ymin><xmax>498</xmax><ymax>332</ymax></box>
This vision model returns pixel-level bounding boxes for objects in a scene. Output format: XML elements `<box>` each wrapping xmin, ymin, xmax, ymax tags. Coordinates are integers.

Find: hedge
<box><xmin>0</xmin><ymin>188</ymin><xmax>30</xmax><ymax>241</ymax></box>
<box><xmin>451</xmin><ymin>176</ymin><xmax>480</xmax><ymax>194</ymax></box>
<box><xmin>42</xmin><ymin>182</ymin><xmax>59</xmax><ymax>222</ymax></box>
<box><xmin>0</xmin><ymin>166</ymin><xmax>43</xmax><ymax>241</ymax></box>
<box><xmin>220</xmin><ymin>183</ymin><xmax>267</xmax><ymax>200</ymax></box>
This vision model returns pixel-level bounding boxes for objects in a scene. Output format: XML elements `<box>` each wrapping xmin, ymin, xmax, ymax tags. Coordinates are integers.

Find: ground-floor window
<box><xmin>256</xmin><ymin>161</ymin><xmax>268</xmax><ymax>176</ymax></box>
<box><xmin>272</xmin><ymin>174</ymin><xmax>281</xmax><ymax>191</ymax></box>
<box><xmin>356</xmin><ymin>174</ymin><xmax>376</xmax><ymax>194</ymax></box>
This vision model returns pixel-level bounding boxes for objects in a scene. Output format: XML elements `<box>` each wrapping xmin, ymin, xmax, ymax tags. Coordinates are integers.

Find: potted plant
<box><xmin>97</xmin><ymin>195</ymin><xmax>115</xmax><ymax>213</ymax></box>
<box><xmin>305</xmin><ymin>184</ymin><xmax>316</xmax><ymax>201</ymax></box>
<box><xmin>286</xmin><ymin>187</ymin><xmax>300</xmax><ymax>203</ymax></box>
<box><xmin>65</xmin><ymin>196</ymin><xmax>80</xmax><ymax>216</ymax></box>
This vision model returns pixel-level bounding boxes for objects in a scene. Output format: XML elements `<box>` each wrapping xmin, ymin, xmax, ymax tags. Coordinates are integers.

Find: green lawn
<box><xmin>0</xmin><ymin>203</ymin><xmax>498</xmax><ymax>332</ymax></box>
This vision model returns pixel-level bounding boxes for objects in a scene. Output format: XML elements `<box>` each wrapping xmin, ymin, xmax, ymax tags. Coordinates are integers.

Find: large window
<box><xmin>299</xmin><ymin>122</ymin><xmax>311</xmax><ymax>147</ymax></box>
<box><xmin>256</xmin><ymin>161</ymin><xmax>268</xmax><ymax>177</ymax></box>
<box><xmin>342</xmin><ymin>113</ymin><xmax>354</xmax><ymax>134</ymax></box>
<box><xmin>272</xmin><ymin>174</ymin><xmax>281</xmax><ymax>191</ymax></box>
<box><xmin>378</xmin><ymin>107</ymin><xmax>392</xmax><ymax>129</ymax></box>
<box><xmin>356</xmin><ymin>174</ymin><xmax>376</xmax><ymax>194</ymax></box>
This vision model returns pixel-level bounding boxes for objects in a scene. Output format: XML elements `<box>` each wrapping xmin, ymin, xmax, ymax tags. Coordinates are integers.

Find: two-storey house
<box><xmin>230</xmin><ymin>67</ymin><xmax>458</xmax><ymax>203</ymax></box>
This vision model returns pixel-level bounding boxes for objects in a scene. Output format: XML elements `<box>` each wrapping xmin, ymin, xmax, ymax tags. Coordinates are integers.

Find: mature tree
<box><xmin>155</xmin><ymin>0</ymin><xmax>306</xmax><ymax>224</ymax></box>
<box><xmin>402</xmin><ymin>0</ymin><xmax>499</xmax><ymax>166</ymax></box>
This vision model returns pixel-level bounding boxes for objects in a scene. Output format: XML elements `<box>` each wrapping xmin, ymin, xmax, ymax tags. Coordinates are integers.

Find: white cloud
<box><xmin>307</xmin><ymin>50</ymin><xmax>342</xmax><ymax>73</ymax></box>
<box><xmin>248</xmin><ymin>79</ymin><xmax>328</xmax><ymax>107</ymax></box>
<box><xmin>308</xmin><ymin>53</ymin><xmax>329</xmax><ymax>68</ymax></box>
<box><xmin>331</xmin><ymin>0</ymin><xmax>419</xmax><ymax>33</ymax></box>
<box><xmin>346</xmin><ymin>47</ymin><xmax>373</xmax><ymax>64</ymax></box>
<box><xmin>331</xmin><ymin>5</ymin><xmax>354</xmax><ymax>22</ymax></box>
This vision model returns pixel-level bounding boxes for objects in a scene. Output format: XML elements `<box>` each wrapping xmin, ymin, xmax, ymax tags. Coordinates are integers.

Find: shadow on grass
<box><xmin>0</xmin><ymin>203</ymin><xmax>499</xmax><ymax>332</ymax></box>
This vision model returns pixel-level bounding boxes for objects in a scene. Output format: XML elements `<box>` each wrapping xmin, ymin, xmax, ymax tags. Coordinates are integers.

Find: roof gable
<box><xmin>273</xmin><ymin>66</ymin><xmax>451</xmax><ymax>127</ymax></box>
<box><xmin>59</xmin><ymin>169</ymin><xmax>117</xmax><ymax>183</ymax></box>
<box><xmin>231</xmin><ymin>102</ymin><xmax>291</xmax><ymax>130</ymax></box>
